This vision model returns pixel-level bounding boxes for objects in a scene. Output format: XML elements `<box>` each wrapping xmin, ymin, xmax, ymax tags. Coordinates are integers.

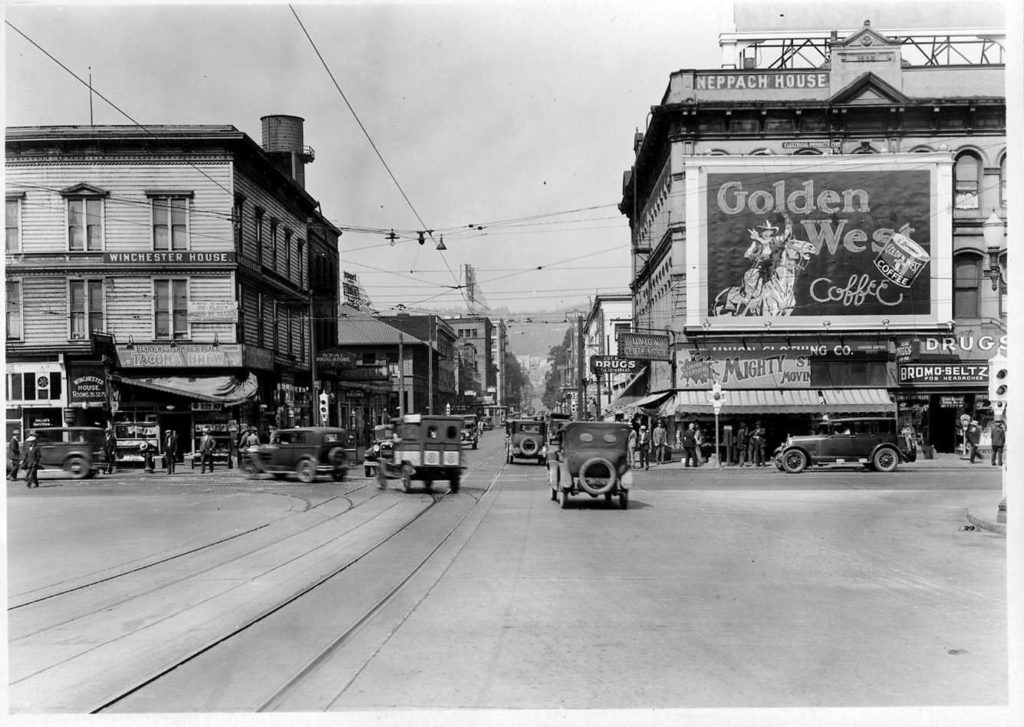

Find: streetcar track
<box><xmin>7</xmin><ymin>481</ymin><xmax>374</xmax><ymax>611</ymax></box>
<box><xmin>89</xmin><ymin>481</ymin><xmax>467</xmax><ymax>713</ymax></box>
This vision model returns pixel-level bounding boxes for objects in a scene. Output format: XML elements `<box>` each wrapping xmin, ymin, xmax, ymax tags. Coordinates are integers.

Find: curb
<box><xmin>965</xmin><ymin>508</ymin><xmax>1007</xmax><ymax>537</ymax></box>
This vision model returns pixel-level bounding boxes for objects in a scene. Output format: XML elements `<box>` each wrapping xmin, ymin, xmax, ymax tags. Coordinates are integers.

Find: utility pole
<box><xmin>577</xmin><ymin>314</ymin><xmax>586</xmax><ymax>420</ymax></box>
<box><xmin>427</xmin><ymin>316</ymin><xmax>434</xmax><ymax>415</ymax></box>
<box><xmin>309</xmin><ymin>295</ymin><xmax>318</xmax><ymax>425</ymax></box>
<box><xmin>398</xmin><ymin>333</ymin><xmax>405</xmax><ymax>417</ymax></box>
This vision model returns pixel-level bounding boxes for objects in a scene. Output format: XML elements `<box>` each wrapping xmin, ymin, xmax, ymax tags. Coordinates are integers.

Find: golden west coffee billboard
<box><xmin>684</xmin><ymin>156</ymin><xmax>953</xmax><ymax>331</ymax></box>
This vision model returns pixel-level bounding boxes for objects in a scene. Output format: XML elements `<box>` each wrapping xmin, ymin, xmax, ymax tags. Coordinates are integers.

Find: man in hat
<box><xmin>200</xmin><ymin>427</ymin><xmax>216</xmax><ymax>473</ymax></box>
<box><xmin>163</xmin><ymin>428</ymin><xmax>178</xmax><ymax>475</ymax></box>
<box><xmin>991</xmin><ymin>420</ymin><xmax>1006</xmax><ymax>466</ymax></box>
<box><xmin>967</xmin><ymin>419</ymin><xmax>982</xmax><ymax>463</ymax></box>
<box><xmin>8</xmin><ymin>430</ymin><xmax>21</xmax><ymax>481</ymax></box>
<box><xmin>22</xmin><ymin>434</ymin><xmax>41</xmax><ymax>488</ymax></box>
<box><xmin>103</xmin><ymin>429</ymin><xmax>117</xmax><ymax>474</ymax></box>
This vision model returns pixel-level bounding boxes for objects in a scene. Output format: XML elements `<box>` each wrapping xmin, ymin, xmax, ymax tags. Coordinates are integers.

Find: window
<box><xmin>954</xmin><ymin>153</ymin><xmax>981</xmax><ymax>210</ymax></box>
<box><xmin>6</xmin><ymin>280</ymin><xmax>22</xmax><ymax>340</ymax></box>
<box><xmin>67</xmin><ymin>197</ymin><xmax>103</xmax><ymax>251</ymax></box>
<box><xmin>284</xmin><ymin>229</ymin><xmax>293</xmax><ymax>280</ymax></box>
<box><xmin>999</xmin><ymin>155</ymin><xmax>1007</xmax><ymax>208</ymax></box>
<box><xmin>254</xmin><ymin>208</ymin><xmax>265</xmax><ymax>265</ymax></box>
<box><xmin>154</xmin><ymin>279</ymin><xmax>188</xmax><ymax>339</ymax></box>
<box><xmin>69</xmin><ymin>279</ymin><xmax>104</xmax><ymax>340</ymax></box>
<box><xmin>297</xmin><ymin>239</ymin><xmax>306</xmax><ymax>289</ymax></box>
<box><xmin>270</xmin><ymin>220</ymin><xmax>279</xmax><ymax>270</ymax></box>
<box><xmin>151</xmin><ymin>195</ymin><xmax>189</xmax><ymax>251</ymax></box>
<box><xmin>953</xmin><ymin>255</ymin><xmax>981</xmax><ymax>318</ymax></box>
<box><xmin>6</xmin><ymin>372</ymin><xmax>62</xmax><ymax>402</ymax></box>
<box><xmin>6</xmin><ymin>196</ymin><xmax>21</xmax><ymax>252</ymax></box>
<box><xmin>233</xmin><ymin>195</ymin><xmax>245</xmax><ymax>253</ymax></box>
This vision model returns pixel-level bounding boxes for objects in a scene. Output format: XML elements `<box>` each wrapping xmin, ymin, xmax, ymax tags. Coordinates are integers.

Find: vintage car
<box><xmin>243</xmin><ymin>427</ymin><xmax>359</xmax><ymax>482</ymax></box>
<box><xmin>376</xmin><ymin>414</ymin><xmax>465</xmax><ymax>493</ymax></box>
<box><xmin>776</xmin><ymin>416</ymin><xmax>917</xmax><ymax>474</ymax></box>
<box><xmin>544</xmin><ymin>413</ymin><xmax>573</xmax><ymax>464</ymax></box>
<box><xmin>505</xmin><ymin>419</ymin><xmax>546</xmax><ymax>465</ymax></box>
<box><xmin>24</xmin><ymin>426</ymin><xmax>107</xmax><ymax>479</ymax></box>
<box><xmin>461</xmin><ymin>415</ymin><xmax>479</xmax><ymax>449</ymax></box>
<box><xmin>363</xmin><ymin>423</ymin><xmax>396</xmax><ymax>477</ymax></box>
<box><xmin>549</xmin><ymin>421</ymin><xmax>633</xmax><ymax>509</ymax></box>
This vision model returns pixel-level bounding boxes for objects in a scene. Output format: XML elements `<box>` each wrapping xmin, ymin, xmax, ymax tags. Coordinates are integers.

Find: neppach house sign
<box><xmin>695</xmin><ymin>71</ymin><xmax>830</xmax><ymax>92</ymax></box>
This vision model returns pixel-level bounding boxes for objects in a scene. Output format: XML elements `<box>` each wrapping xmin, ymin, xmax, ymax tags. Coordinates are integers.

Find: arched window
<box><xmin>953</xmin><ymin>253</ymin><xmax>982</xmax><ymax>318</ymax></box>
<box><xmin>999</xmin><ymin>154</ymin><xmax>1007</xmax><ymax>208</ymax></box>
<box><xmin>954</xmin><ymin>153</ymin><xmax>981</xmax><ymax>210</ymax></box>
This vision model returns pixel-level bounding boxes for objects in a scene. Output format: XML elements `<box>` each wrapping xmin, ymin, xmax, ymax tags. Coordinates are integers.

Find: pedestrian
<box><xmin>268</xmin><ymin>426</ymin><xmax>280</xmax><ymax>445</ymax></box>
<box><xmin>682</xmin><ymin>423</ymin><xmax>698</xmax><ymax>468</ymax></box>
<box><xmin>103</xmin><ymin>429</ymin><xmax>117</xmax><ymax>474</ymax></box>
<box><xmin>200</xmin><ymin>427</ymin><xmax>216</xmax><ymax>473</ymax></box>
<box><xmin>751</xmin><ymin>421</ymin><xmax>766</xmax><ymax>467</ymax></box>
<box><xmin>652</xmin><ymin>419</ymin><xmax>667</xmax><ymax>465</ymax></box>
<box><xmin>736</xmin><ymin>422</ymin><xmax>750</xmax><ymax>466</ymax></box>
<box><xmin>628</xmin><ymin>427</ymin><xmax>638</xmax><ymax>468</ymax></box>
<box><xmin>21</xmin><ymin>434</ymin><xmax>41</xmax><ymax>488</ymax></box>
<box><xmin>236</xmin><ymin>427</ymin><xmax>250</xmax><ymax>469</ymax></box>
<box><xmin>8</xmin><ymin>430</ymin><xmax>21</xmax><ymax>481</ymax></box>
<box><xmin>163</xmin><ymin>428</ymin><xmax>178</xmax><ymax>475</ymax></box>
<box><xmin>693</xmin><ymin>425</ymin><xmax>704</xmax><ymax>465</ymax></box>
<box><xmin>636</xmin><ymin>425</ymin><xmax>651</xmax><ymax>470</ymax></box>
<box><xmin>674</xmin><ymin>425</ymin><xmax>682</xmax><ymax>452</ymax></box>
<box><xmin>991</xmin><ymin>421</ymin><xmax>1005</xmax><ymax>466</ymax></box>
<box><xmin>967</xmin><ymin>419</ymin><xmax>981</xmax><ymax>463</ymax></box>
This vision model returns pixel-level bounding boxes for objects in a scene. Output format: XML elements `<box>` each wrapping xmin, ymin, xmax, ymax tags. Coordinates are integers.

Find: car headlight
<box><xmin>372</xmin><ymin>444</ymin><xmax>380</xmax><ymax>453</ymax></box>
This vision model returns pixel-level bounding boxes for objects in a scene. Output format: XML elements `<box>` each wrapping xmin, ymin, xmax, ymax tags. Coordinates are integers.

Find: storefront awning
<box><xmin>633</xmin><ymin>390</ymin><xmax>675</xmax><ymax>410</ymax></box>
<box><xmin>606</xmin><ymin>367</ymin><xmax>648</xmax><ymax>412</ymax></box>
<box><xmin>670</xmin><ymin>388</ymin><xmax>895</xmax><ymax>415</ymax></box>
<box><xmin>112</xmin><ymin>373</ymin><xmax>259</xmax><ymax>406</ymax></box>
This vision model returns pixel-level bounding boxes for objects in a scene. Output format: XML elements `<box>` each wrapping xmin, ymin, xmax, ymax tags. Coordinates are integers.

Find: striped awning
<box><xmin>633</xmin><ymin>390</ymin><xmax>675</xmax><ymax>410</ymax></box>
<box><xmin>670</xmin><ymin>388</ymin><xmax>896</xmax><ymax>415</ymax></box>
<box><xmin>606</xmin><ymin>367</ymin><xmax>648</xmax><ymax>412</ymax></box>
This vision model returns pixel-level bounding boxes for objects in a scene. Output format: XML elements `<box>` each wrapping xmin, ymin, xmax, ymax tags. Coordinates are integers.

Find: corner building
<box><xmin>620</xmin><ymin>20</ymin><xmax>1006</xmax><ymax>455</ymax></box>
<box><xmin>5</xmin><ymin>117</ymin><xmax>340</xmax><ymax>462</ymax></box>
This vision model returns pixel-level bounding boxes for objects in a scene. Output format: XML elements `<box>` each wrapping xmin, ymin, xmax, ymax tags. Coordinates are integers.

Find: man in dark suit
<box><xmin>163</xmin><ymin>428</ymin><xmax>178</xmax><ymax>475</ymax></box>
<box><xmin>22</xmin><ymin>435</ymin><xmax>41</xmax><ymax>488</ymax></box>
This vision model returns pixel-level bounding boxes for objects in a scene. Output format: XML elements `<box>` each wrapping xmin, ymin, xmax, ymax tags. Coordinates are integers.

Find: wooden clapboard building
<box><xmin>5</xmin><ymin>116</ymin><xmax>340</xmax><ymax>463</ymax></box>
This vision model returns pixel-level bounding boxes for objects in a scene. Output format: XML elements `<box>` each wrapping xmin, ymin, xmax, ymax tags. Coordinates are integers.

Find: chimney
<box><xmin>260</xmin><ymin>114</ymin><xmax>315</xmax><ymax>188</ymax></box>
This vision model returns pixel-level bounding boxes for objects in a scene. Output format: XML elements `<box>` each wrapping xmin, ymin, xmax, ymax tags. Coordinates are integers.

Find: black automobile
<box><xmin>548</xmin><ymin>421</ymin><xmax>633</xmax><ymax>509</ymax></box>
<box><xmin>776</xmin><ymin>416</ymin><xmax>917</xmax><ymax>474</ymax></box>
<box><xmin>460</xmin><ymin>415</ymin><xmax>479</xmax><ymax>449</ymax></box>
<box><xmin>505</xmin><ymin>419</ymin><xmax>546</xmax><ymax>465</ymax></box>
<box><xmin>24</xmin><ymin>427</ymin><xmax>107</xmax><ymax>479</ymax></box>
<box><xmin>244</xmin><ymin>427</ymin><xmax>360</xmax><ymax>482</ymax></box>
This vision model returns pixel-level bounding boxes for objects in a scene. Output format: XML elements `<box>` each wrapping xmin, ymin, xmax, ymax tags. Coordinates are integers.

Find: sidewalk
<box><xmin>643</xmin><ymin>450</ymin><xmax>1007</xmax><ymax>536</ymax></box>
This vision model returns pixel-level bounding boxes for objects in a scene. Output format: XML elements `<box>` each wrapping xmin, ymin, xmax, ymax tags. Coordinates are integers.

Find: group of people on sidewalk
<box><xmin>7</xmin><ymin>431</ymin><xmax>41</xmax><ymax>488</ymax></box>
<box><xmin>627</xmin><ymin>419</ymin><xmax>771</xmax><ymax>470</ymax></box>
<box><xmin>965</xmin><ymin>418</ymin><xmax>1006</xmax><ymax>466</ymax></box>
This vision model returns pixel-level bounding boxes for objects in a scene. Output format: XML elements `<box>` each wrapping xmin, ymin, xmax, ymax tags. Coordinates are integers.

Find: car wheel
<box><xmin>296</xmin><ymin>459</ymin><xmax>317</xmax><ymax>483</ymax></box>
<box><xmin>365</xmin><ymin>466</ymin><xmax>372</xmax><ymax>477</ymax></box>
<box><xmin>577</xmin><ymin>457</ymin><xmax>617</xmax><ymax>495</ymax></box>
<box><xmin>376</xmin><ymin>467</ymin><xmax>387</xmax><ymax>490</ymax></box>
<box><xmin>550</xmin><ymin>486</ymin><xmax>558</xmax><ymax>502</ymax></box>
<box><xmin>619</xmin><ymin>490</ymin><xmax>629</xmax><ymax>510</ymax></box>
<box><xmin>401</xmin><ymin>469</ymin><xmax>413</xmax><ymax>493</ymax></box>
<box><xmin>450</xmin><ymin>472</ymin><xmax>461</xmax><ymax>493</ymax></box>
<box><xmin>604</xmin><ymin>492</ymin><xmax>613</xmax><ymax>504</ymax></box>
<box><xmin>872</xmin><ymin>447</ymin><xmax>899</xmax><ymax>473</ymax></box>
<box><xmin>423</xmin><ymin>479</ymin><xmax>432</xmax><ymax>493</ymax></box>
<box><xmin>331</xmin><ymin>467</ymin><xmax>346</xmax><ymax>482</ymax></box>
<box><xmin>520</xmin><ymin>437</ymin><xmax>539</xmax><ymax>456</ymax></box>
<box><xmin>559</xmin><ymin>487</ymin><xmax>571</xmax><ymax>509</ymax></box>
<box><xmin>63</xmin><ymin>455</ymin><xmax>89</xmax><ymax>480</ymax></box>
<box><xmin>782</xmin><ymin>449</ymin><xmax>808</xmax><ymax>474</ymax></box>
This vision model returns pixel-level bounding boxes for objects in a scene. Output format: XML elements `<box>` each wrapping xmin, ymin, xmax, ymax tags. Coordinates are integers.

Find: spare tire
<box><xmin>519</xmin><ymin>437</ymin><xmax>539</xmax><ymax>456</ymax></box>
<box><xmin>577</xmin><ymin>457</ymin><xmax>617</xmax><ymax>495</ymax></box>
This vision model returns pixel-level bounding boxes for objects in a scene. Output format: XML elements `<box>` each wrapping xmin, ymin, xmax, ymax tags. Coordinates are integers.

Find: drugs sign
<box><xmin>590</xmin><ymin>356</ymin><xmax>641</xmax><ymax>374</ymax></box>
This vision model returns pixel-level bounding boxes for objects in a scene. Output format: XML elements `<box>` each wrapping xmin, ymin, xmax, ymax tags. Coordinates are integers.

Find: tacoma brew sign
<box><xmin>116</xmin><ymin>343</ymin><xmax>244</xmax><ymax>368</ymax></box>
<box><xmin>589</xmin><ymin>356</ymin><xmax>641</xmax><ymax>374</ymax></box>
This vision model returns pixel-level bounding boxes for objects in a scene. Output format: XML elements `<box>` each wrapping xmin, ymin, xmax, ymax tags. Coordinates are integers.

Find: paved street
<box><xmin>5</xmin><ymin>432</ymin><xmax>1009</xmax><ymax>716</ymax></box>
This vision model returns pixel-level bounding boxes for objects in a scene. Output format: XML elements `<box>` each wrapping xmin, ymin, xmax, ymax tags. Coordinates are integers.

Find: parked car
<box><xmin>244</xmin><ymin>427</ymin><xmax>359</xmax><ymax>482</ymax></box>
<box><xmin>24</xmin><ymin>426</ymin><xmax>106</xmax><ymax>479</ymax></box>
<box><xmin>481</xmin><ymin>419</ymin><xmax>494</xmax><ymax>431</ymax></box>
<box><xmin>376</xmin><ymin>414</ymin><xmax>464</xmax><ymax>493</ymax></box>
<box><xmin>461</xmin><ymin>415</ymin><xmax>479</xmax><ymax>449</ymax></box>
<box><xmin>363</xmin><ymin>423</ymin><xmax>396</xmax><ymax>477</ymax></box>
<box><xmin>549</xmin><ymin>421</ymin><xmax>633</xmax><ymax>509</ymax></box>
<box><xmin>776</xmin><ymin>416</ymin><xmax>917</xmax><ymax>474</ymax></box>
<box><xmin>505</xmin><ymin>419</ymin><xmax>547</xmax><ymax>465</ymax></box>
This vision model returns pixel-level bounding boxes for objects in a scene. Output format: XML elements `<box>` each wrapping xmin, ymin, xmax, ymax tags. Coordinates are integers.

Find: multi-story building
<box><xmin>378</xmin><ymin>312</ymin><xmax>457</xmax><ymax>415</ymax></box>
<box><xmin>447</xmin><ymin>315</ymin><xmax>494</xmax><ymax>405</ymax></box>
<box><xmin>579</xmin><ymin>294</ymin><xmax>636</xmax><ymax>418</ymax></box>
<box><xmin>5</xmin><ymin>116</ymin><xmax>340</xmax><ymax>459</ymax></box>
<box><xmin>620</xmin><ymin>19</ymin><xmax>1006</xmax><ymax>454</ymax></box>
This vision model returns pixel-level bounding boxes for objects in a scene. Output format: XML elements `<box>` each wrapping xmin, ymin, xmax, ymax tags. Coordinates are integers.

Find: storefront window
<box><xmin>953</xmin><ymin>255</ymin><xmax>981</xmax><ymax>318</ymax></box>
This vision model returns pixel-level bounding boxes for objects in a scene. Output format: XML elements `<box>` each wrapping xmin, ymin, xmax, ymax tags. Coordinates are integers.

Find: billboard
<box><xmin>685</xmin><ymin>156</ymin><xmax>952</xmax><ymax>331</ymax></box>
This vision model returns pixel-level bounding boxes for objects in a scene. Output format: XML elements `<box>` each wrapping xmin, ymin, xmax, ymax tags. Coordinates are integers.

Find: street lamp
<box><xmin>982</xmin><ymin>210</ymin><xmax>1007</xmax><ymax>291</ymax></box>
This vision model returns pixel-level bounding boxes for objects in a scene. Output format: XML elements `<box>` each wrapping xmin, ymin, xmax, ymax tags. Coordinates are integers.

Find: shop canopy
<box><xmin>670</xmin><ymin>388</ymin><xmax>896</xmax><ymax>415</ymax></box>
<box><xmin>605</xmin><ymin>367</ymin><xmax>648</xmax><ymax>412</ymax></box>
<box><xmin>632</xmin><ymin>390</ymin><xmax>675</xmax><ymax>411</ymax></box>
<box><xmin>113</xmin><ymin>372</ymin><xmax>259</xmax><ymax>406</ymax></box>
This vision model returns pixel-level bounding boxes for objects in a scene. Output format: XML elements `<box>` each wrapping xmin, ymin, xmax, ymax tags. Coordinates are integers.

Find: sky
<box><xmin>3</xmin><ymin>0</ymin><xmax>1009</xmax><ymax>324</ymax></box>
<box><xmin>5</xmin><ymin>0</ymin><xmax>736</xmax><ymax>320</ymax></box>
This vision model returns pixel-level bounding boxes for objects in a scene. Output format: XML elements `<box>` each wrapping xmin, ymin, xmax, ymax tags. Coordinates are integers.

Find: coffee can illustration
<box><xmin>873</xmin><ymin>224</ymin><xmax>930</xmax><ymax>288</ymax></box>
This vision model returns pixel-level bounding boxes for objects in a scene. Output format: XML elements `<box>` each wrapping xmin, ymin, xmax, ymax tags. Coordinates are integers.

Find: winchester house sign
<box><xmin>102</xmin><ymin>251</ymin><xmax>236</xmax><ymax>265</ymax></box>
